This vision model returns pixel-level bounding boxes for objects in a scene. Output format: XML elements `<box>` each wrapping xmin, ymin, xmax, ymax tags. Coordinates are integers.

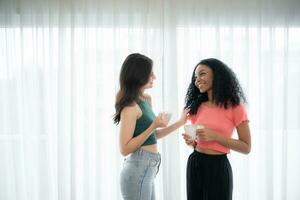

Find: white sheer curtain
<box><xmin>0</xmin><ymin>0</ymin><xmax>299</xmax><ymax>200</ymax></box>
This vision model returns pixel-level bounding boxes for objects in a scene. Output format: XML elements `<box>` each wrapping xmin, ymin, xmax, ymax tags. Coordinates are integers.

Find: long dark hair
<box><xmin>185</xmin><ymin>58</ymin><xmax>246</xmax><ymax>115</ymax></box>
<box><xmin>113</xmin><ymin>53</ymin><xmax>153</xmax><ymax>124</ymax></box>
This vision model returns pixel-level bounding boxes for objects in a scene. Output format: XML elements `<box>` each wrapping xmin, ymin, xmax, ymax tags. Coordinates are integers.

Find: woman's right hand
<box><xmin>182</xmin><ymin>133</ymin><xmax>196</xmax><ymax>148</ymax></box>
<box><xmin>153</xmin><ymin>113</ymin><xmax>169</xmax><ymax>128</ymax></box>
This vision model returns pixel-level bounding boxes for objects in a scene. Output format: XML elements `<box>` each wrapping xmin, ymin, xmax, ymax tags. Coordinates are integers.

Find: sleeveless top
<box><xmin>133</xmin><ymin>99</ymin><xmax>157</xmax><ymax>146</ymax></box>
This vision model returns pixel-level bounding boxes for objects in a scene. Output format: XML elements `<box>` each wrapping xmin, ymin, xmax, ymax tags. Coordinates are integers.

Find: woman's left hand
<box><xmin>196</xmin><ymin>126</ymin><xmax>217</xmax><ymax>141</ymax></box>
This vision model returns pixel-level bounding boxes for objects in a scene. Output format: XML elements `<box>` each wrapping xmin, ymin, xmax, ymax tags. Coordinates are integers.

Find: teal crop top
<box><xmin>133</xmin><ymin>99</ymin><xmax>157</xmax><ymax>146</ymax></box>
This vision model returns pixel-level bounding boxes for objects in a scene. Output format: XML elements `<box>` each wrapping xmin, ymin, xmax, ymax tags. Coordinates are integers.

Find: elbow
<box><xmin>120</xmin><ymin>151</ymin><xmax>129</xmax><ymax>157</ymax></box>
<box><xmin>120</xmin><ymin>149</ymin><xmax>129</xmax><ymax>157</ymax></box>
<box><xmin>120</xmin><ymin>146</ymin><xmax>130</xmax><ymax>157</ymax></box>
<box><xmin>244</xmin><ymin>149</ymin><xmax>251</xmax><ymax>155</ymax></box>
<box><xmin>243</xmin><ymin>145</ymin><xmax>251</xmax><ymax>154</ymax></box>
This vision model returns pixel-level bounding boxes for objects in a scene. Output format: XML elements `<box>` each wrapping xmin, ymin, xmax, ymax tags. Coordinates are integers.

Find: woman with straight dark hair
<box><xmin>182</xmin><ymin>58</ymin><xmax>252</xmax><ymax>200</ymax></box>
<box><xmin>114</xmin><ymin>53</ymin><xmax>188</xmax><ymax>200</ymax></box>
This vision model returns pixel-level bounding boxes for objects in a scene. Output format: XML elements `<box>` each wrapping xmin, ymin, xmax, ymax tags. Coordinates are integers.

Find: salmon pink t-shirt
<box><xmin>188</xmin><ymin>103</ymin><xmax>248</xmax><ymax>154</ymax></box>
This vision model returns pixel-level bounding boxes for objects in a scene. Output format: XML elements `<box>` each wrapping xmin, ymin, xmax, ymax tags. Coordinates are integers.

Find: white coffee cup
<box><xmin>184</xmin><ymin>124</ymin><xmax>204</xmax><ymax>139</ymax></box>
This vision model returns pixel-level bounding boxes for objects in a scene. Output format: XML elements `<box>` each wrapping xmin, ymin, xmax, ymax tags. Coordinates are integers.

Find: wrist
<box><xmin>150</xmin><ymin>122</ymin><xmax>157</xmax><ymax>131</ymax></box>
<box><xmin>178</xmin><ymin>119</ymin><xmax>185</xmax><ymax>126</ymax></box>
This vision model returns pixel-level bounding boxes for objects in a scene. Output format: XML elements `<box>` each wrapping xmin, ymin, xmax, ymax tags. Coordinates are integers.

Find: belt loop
<box><xmin>138</xmin><ymin>148</ymin><xmax>143</xmax><ymax>157</ymax></box>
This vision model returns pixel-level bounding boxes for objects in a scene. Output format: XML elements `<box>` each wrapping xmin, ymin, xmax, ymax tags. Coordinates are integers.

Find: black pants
<box><xmin>186</xmin><ymin>150</ymin><xmax>233</xmax><ymax>200</ymax></box>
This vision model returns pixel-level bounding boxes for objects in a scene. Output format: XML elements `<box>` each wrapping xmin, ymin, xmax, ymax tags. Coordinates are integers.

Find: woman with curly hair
<box><xmin>182</xmin><ymin>58</ymin><xmax>252</xmax><ymax>200</ymax></box>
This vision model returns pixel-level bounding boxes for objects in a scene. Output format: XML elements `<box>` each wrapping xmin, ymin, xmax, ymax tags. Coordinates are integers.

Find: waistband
<box><xmin>193</xmin><ymin>150</ymin><xmax>227</xmax><ymax>159</ymax></box>
<box><xmin>131</xmin><ymin>148</ymin><xmax>161</xmax><ymax>161</ymax></box>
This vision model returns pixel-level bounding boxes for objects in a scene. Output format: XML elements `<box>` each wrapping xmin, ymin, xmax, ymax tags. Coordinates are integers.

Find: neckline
<box><xmin>202</xmin><ymin>102</ymin><xmax>216</xmax><ymax>108</ymax></box>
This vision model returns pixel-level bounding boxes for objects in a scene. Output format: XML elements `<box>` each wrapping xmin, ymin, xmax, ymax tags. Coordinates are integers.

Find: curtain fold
<box><xmin>0</xmin><ymin>0</ymin><xmax>300</xmax><ymax>200</ymax></box>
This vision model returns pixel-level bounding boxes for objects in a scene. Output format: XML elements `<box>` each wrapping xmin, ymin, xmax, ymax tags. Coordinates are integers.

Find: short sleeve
<box><xmin>232</xmin><ymin>104</ymin><xmax>249</xmax><ymax>127</ymax></box>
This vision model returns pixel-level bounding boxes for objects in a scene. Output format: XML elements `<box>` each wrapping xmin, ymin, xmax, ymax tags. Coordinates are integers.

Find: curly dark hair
<box><xmin>185</xmin><ymin>58</ymin><xmax>246</xmax><ymax>115</ymax></box>
<box><xmin>113</xmin><ymin>53</ymin><xmax>153</xmax><ymax>124</ymax></box>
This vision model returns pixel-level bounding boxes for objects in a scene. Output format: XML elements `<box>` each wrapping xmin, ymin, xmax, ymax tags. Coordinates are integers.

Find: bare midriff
<box><xmin>141</xmin><ymin>144</ymin><xmax>158</xmax><ymax>153</ymax></box>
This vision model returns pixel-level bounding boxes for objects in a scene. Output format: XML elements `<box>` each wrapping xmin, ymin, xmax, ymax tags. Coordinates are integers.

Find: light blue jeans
<box><xmin>120</xmin><ymin>148</ymin><xmax>161</xmax><ymax>200</ymax></box>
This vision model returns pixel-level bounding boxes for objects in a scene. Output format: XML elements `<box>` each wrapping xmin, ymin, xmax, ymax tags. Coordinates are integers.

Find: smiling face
<box><xmin>194</xmin><ymin>64</ymin><xmax>213</xmax><ymax>93</ymax></box>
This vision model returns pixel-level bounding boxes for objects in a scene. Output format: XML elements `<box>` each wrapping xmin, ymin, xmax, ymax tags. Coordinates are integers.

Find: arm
<box><xmin>143</xmin><ymin>94</ymin><xmax>189</xmax><ymax>139</ymax></box>
<box><xmin>197</xmin><ymin>121</ymin><xmax>251</xmax><ymax>154</ymax></box>
<box><xmin>217</xmin><ymin>122</ymin><xmax>251</xmax><ymax>154</ymax></box>
<box><xmin>156</xmin><ymin>121</ymin><xmax>184</xmax><ymax>139</ymax></box>
<box><xmin>156</xmin><ymin>108</ymin><xmax>189</xmax><ymax>139</ymax></box>
<box><xmin>119</xmin><ymin>105</ymin><xmax>156</xmax><ymax>156</ymax></box>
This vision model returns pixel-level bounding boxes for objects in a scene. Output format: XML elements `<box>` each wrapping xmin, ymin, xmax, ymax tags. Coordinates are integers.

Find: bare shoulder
<box><xmin>121</xmin><ymin>103</ymin><xmax>142</xmax><ymax>119</ymax></box>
